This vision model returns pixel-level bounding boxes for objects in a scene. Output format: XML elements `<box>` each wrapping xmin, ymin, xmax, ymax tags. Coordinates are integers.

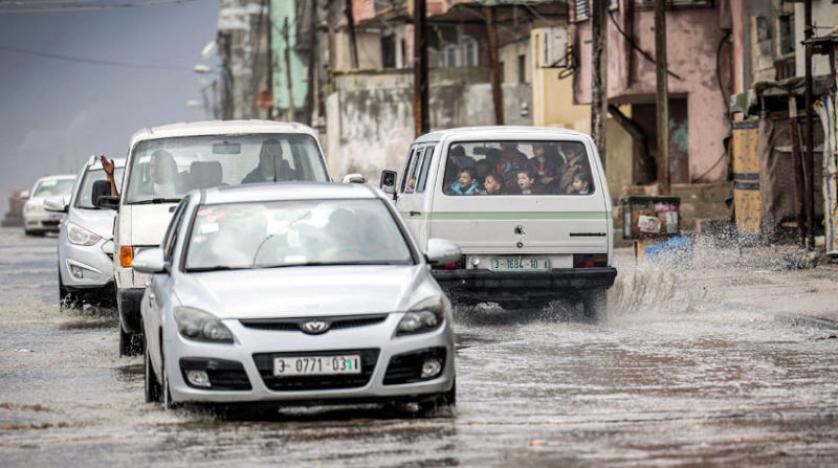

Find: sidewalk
<box><xmin>612</xmin><ymin>241</ymin><xmax>838</xmax><ymax>329</ymax></box>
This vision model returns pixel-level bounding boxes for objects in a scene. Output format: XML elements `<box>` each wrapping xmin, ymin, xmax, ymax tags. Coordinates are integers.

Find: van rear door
<box><xmin>428</xmin><ymin>137</ymin><xmax>611</xmax><ymax>269</ymax></box>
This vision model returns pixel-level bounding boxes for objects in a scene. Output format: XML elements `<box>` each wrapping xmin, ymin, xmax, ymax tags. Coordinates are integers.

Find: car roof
<box><xmin>129</xmin><ymin>120</ymin><xmax>318</xmax><ymax>145</ymax></box>
<box><xmin>85</xmin><ymin>156</ymin><xmax>125</xmax><ymax>168</ymax></box>
<box><xmin>199</xmin><ymin>182</ymin><xmax>380</xmax><ymax>205</ymax></box>
<box><xmin>415</xmin><ymin>125</ymin><xmax>588</xmax><ymax>143</ymax></box>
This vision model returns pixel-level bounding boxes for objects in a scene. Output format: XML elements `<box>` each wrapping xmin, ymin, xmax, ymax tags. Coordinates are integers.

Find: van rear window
<box><xmin>442</xmin><ymin>141</ymin><xmax>594</xmax><ymax>196</ymax></box>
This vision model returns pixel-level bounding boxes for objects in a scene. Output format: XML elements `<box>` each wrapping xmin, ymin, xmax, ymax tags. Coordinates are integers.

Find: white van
<box><xmin>101</xmin><ymin>120</ymin><xmax>331</xmax><ymax>355</ymax></box>
<box><xmin>379</xmin><ymin>126</ymin><xmax>616</xmax><ymax>317</ymax></box>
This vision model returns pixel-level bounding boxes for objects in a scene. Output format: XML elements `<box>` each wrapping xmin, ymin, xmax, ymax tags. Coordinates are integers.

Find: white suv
<box><xmin>101</xmin><ymin>120</ymin><xmax>331</xmax><ymax>356</ymax></box>
<box><xmin>380</xmin><ymin>126</ymin><xmax>616</xmax><ymax>318</ymax></box>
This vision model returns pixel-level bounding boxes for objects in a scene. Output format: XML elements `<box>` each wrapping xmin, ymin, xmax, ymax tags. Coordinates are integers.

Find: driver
<box><xmin>242</xmin><ymin>139</ymin><xmax>288</xmax><ymax>184</ymax></box>
<box><xmin>320</xmin><ymin>208</ymin><xmax>362</xmax><ymax>262</ymax></box>
<box><xmin>100</xmin><ymin>150</ymin><xmax>180</xmax><ymax>198</ymax></box>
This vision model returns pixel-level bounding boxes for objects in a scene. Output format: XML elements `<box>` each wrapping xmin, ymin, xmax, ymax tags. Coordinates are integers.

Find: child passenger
<box><xmin>449</xmin><ymin>168</ymin><xmax>481</xmax><ymax>195</ymax></box>
<box><xmin>515</xmin><ymin>170</ymin><xmax>545</xmax><ymax>195</ymax></box>
<box><xmin>482</xmin><ymin>172</ymin><xmax>503</xmax><ymax>195</ymax></box>
<box><xmin>567</xmin><ymin>172</ymin><xmax>592</xmax><ymax>195</ymax></box>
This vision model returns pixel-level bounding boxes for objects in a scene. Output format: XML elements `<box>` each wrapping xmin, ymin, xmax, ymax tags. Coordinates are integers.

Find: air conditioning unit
<box><xmin>537</xmin><ymin>27</ymin><xmax>570</xmax><ymax>69</ymax></box>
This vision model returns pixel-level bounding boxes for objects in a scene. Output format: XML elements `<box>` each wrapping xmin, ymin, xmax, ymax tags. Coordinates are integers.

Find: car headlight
<box><xmin>67</xmin><ymin>222</ymin><xmax>102</xmax><ymax>246</ymax></box>
<box><xmin>173</xmin><ymin>307</ymin><xmax>234</xmax><ymax>344</ymax></box>
<box><xmin>396</xmin><ymin>296</ymin><xmax>445</xmax><ymax>336</ymax></box>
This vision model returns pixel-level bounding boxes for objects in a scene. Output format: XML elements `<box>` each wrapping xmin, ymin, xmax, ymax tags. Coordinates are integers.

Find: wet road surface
<box><xmin>1</xmin><ymin>228</ymin><xmax>837</xmax><ymax>466</ymax></box>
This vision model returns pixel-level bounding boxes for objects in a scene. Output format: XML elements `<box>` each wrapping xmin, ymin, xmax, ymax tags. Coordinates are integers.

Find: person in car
<box><xmin>475</xmin><ymin>159</ymin><xmax>492</xmax><ymax>183</ymax></box>
<box><xmin>242</xmin><ymin>138</ymin><xmax>291</xmax><ymax>184</ymax></box>
<box><xmin>566</xmin><ymin>172</ymin><xmax>592</xmax><ymax>195</ymax></box>
<box><xmin>481</xmin><ymin>172</ymin><xmax>503</xmax><ymax>195</ymax></box>
<box><xmin>99</xmin><ymin>150</ymin><xmax>181</xmax><ymax>198</ymax></box>
<box><xmin>495</xmin><ymin>142</ymin><xmax>527</xmax><ymax>182</ymax></box>
<box><xmin>514</xmin><ymin>170</ymin><xmax>545</xmax><ymax>195</ymax></box>
<box><xmin>558</xmin><ymin>144</ymin><xmax>588</xmax><ymax>194</ymax></box>
<box><xmin>526</xmin><ymin>143</ymin><xmax>561</xmax><ymax>186</ymax></box>
<box><xmin>448</xmin><ymin>168</ymin><xmax>481</xmax><ymax>195</ymax></box>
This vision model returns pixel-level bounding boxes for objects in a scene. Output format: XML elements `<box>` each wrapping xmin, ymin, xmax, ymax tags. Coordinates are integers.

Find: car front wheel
<box><xmin>144</xmin><ymin>341</ymin><xmax>162</xmax><ymax>403</ymax></box>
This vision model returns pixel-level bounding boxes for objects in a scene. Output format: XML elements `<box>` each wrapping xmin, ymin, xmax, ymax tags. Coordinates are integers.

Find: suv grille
<box><xmin>240</xmin><ymin>314</ymin><xmax>388</xmax><ymax>334</ymax></box>
<box><xmin>253</xmin><ymin>349</ymin><xmax>380</xmax><ymax>391</ymax></box>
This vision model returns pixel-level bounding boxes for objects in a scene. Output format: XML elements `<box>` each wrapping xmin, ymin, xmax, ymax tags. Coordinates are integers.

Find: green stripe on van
<box><xmin>401</xmin><ymin>211</ymin><xmax>609</xmax><ymax>221</ymax></box>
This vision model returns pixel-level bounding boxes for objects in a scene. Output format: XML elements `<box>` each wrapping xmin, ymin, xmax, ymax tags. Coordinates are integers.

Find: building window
<box><xmin>499</xmin><ymin>60</ymin><xmax>505</xmax><ymax>83</ymax></box>
<box><xmin>517</xmin><ymin>54</ymin><xmax>526</xmax><ymax>84</ymax></box>
<box><xmin>381</xmin><ymin>34</ymin><xmax>396</xmax><ymax>69</ymax></box>
<box><xmin>463</xmin><ymin>38</ymin><xmax>478</xmax><ymax>67</ymax></box>
<box><xmin>633</xmin><ymin>0</ymin><xmax>713</xmax><ymax>7</ymax></box>
<box><xmin>444</xmin><ymin>44</ymin><xmax>458</xmax><ymax>67</ymax></box>
<box><xmin>778</xmin><ymin>14</ymin><xmax>795</xmax><ymax>56</ymax></box>
<box><xmin>400</xmin><ymin>39</ymin><xmax>407</xmax><ymax>68</ymax></box>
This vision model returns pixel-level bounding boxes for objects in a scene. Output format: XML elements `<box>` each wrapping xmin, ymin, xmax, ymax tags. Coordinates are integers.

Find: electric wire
<box><xmin>0</xmin><ymin>44</ymin><xmax>194</xmax><ymax>70</ymax></box>
<box><xmin>0</xmin><ymin>0</ymin><xmax>206</xmax><ymax>13</ymax></box>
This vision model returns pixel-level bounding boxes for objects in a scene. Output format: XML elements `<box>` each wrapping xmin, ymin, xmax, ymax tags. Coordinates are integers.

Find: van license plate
<box><xmin>490</xmin><ymin>256</ymin><xmax>550</xmax><ymax>271</ymax></box>
<box><xmin>273</xmin><ymin>355</ymin><xmax>361</xmax><ymax>376</ymax></box>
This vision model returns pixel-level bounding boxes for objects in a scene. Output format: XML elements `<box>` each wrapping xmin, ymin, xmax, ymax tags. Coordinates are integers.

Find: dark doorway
<box><xmin>631</xmin><ymin>98</ymin><xmax>689</xmax><ymax>184</ymax></box>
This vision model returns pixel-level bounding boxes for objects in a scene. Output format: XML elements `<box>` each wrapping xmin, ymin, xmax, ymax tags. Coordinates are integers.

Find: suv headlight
<box><xmin>396</xmin><ymin>296</ymin><xmax>445</xmax><ymax>336</ymax></box>
<box><xmin>67</xmin><ymin>222</ymin><xmax>102</xmax><ymax>246</ymax></box>
<box><xmin>173</xmin><ymin>307</ymin><xmax>234</xmax><ymax>344</ymax></box>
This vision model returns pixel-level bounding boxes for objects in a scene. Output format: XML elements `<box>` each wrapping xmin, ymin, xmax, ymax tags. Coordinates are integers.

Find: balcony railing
<box><xmin>774</xmin><ymin>54</ymin><xmax>796</xmax><ymax>81</ymax></box>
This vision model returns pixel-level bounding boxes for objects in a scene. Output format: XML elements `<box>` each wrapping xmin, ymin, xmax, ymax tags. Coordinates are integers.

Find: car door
<box><xmin>396</xmin><ymin>143</ymin><xmax>436</xmax><ymax>245</ymax></box>
<box><xmin>145</xmin><ymin>197</ymin><xmax>190</xmax><ymax>368</ymax></box>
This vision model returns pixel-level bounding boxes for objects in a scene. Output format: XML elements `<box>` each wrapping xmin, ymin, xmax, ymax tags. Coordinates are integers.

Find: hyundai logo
<box><xmin>301</xmin><ymin>320</ymin><xmax>330</xmax><ymax>334</ymax></box>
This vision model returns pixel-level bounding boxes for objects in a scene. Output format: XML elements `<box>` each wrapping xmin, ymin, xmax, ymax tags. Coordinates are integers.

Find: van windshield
<box><xmin>441</xmin><ymin>141</ymin><xmax>595</xmax><ymax>196</ymax></box>
<box><xmin>124</xmin><ymin>133</ymin><xmax>328</xmax><ymax>204</ymax></box>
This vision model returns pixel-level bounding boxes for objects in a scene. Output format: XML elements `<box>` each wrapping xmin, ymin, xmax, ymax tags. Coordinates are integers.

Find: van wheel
<box><xmin>581</xmin><ymin>289</ymin><xmax>607</xmax><ymax>322</ymax></box>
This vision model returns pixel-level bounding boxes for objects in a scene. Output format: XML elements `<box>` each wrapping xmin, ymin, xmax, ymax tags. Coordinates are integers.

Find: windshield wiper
<box><xmin>259</xmin><ymin>261</ymin><xmax>400</xmax><ymax>269</ymax></box>
<box><xmin>130</xmin><ymin>198</ymin><xmax>182</xmax><ymax>205</ymax></box>
<box><xmin>186</xmin><ymin>265</ymin><xmax>251</xmax><ymax>273</ymax></box>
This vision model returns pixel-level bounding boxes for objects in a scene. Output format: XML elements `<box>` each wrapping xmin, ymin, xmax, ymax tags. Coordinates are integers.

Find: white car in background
<box><xmin>47</xmin><ymin>157</ymin><xmax>125</xmax><ymax>308</ymax></box>
<box><xmin>23</xmin><ymin>174</ymin><xmax>76</xmax><ymax>236</ymax></box>
<box><xmin>134</xmin><ymin>183</ymin><xmax>459</xmax><ymax>411</ymax></box>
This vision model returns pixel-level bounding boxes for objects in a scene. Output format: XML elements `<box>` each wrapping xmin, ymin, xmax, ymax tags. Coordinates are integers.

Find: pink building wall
<box><xmin>573</xmin><ymin>2</ymin><xmax>731</xmax><ymax>183</ymax></box>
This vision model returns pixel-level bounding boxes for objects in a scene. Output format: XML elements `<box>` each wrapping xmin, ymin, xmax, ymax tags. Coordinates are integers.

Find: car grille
<box><xmin>252</xmin><ymin>349</ymin><xmax>380</xmax><ymax>391</ymax></box>
<box><xmin>383</xmin><ymin>347</ymin><xmax>447</xmax><ymax>386</ymax></box>
<box><xmin>240</xmin><ymin>314</ymin><xmax>388</xmax><ymax>334</ymax></box>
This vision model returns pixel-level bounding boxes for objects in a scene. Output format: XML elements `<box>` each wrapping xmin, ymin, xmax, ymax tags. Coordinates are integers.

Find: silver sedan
<box><xmin>134</xmin><ymin>182</ymin><xmax>460</xmax><ymax>411</ymax></box>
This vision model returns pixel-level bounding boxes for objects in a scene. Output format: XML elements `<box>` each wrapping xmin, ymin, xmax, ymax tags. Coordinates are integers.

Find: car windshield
<box><xmin>76</xmin><ymin>168</ymin><xmax>124</xmax><ymax>209</ymax></box>
<box><xmin>124</xmin><ymin>133</ymin><xmax>328</xmax><ymax>204</ymax></box>
<box><xmin>440</xmin><ymin>140</ymin><xmax>595</xmax><ymax>196</ymax></box>
<box><xmin>32</xmin><ymin>178</ymin><xmax>75</xmax><ymax>198</ymax></box>
<box><xmin>185</xmin><ymin>199</ymin><xmax>414</xmax><ymax>271</ymax></box>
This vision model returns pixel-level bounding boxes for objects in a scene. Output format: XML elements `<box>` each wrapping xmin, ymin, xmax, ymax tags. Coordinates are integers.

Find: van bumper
<box><xmin>432</xmin><ymin>267</ymin><xmax>617</xmax><ymax>303</ymax></box>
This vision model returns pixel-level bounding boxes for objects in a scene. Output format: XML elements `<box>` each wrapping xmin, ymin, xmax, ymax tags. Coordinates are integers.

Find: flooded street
<box><xmin>1</xmin><ymin>227</ymin><xmax>837</xmax><ymax>466</ymax></box>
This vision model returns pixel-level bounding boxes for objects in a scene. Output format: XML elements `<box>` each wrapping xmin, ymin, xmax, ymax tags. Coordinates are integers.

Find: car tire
<box><xmin>144</xmin><ymin>341</ymin><xmax>162</xmax><ymax>403</ymax></box>
<box><xmin>581</xmin><ymin>289</ymin><xmax>607</xmax><ymax>322</ymax></box>
<box><xmin>58</xmin><ymin>271</ymin><xmax>76</xmax><ymax>310</ymax></box>
<box><xmin>160</xmin><ymin>344</ymin><xmax>180</xmax><ymax>410</ymax></box>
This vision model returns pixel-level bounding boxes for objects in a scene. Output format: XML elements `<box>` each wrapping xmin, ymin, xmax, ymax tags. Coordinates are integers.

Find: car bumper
<box><xmin>23</xmin><ymin>211</ymin><xmax>62</xmax><ymax>232</ymax></box>
<box><xmin>432</xmin><ymin>267</ymin><xmax>618</xmax><ymax>302</ymax></box>
<box><xmin>58</xmin><ymin>240</ymin><xmax>115</xmax><ymax>289</ymax></box>
<box><xmin>164</xmin><ymin>314</ymin><xmax>455</xmax><ymax>404</ymax></box>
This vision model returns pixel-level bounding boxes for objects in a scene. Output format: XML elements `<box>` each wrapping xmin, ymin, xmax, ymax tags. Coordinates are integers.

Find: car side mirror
<box><xmin>379</xmin><ymin>170</ymin><xmax>397</xmax><ymax>195</ymax></box>
<box><xmin>342</xmin><ymin>173</ymin><xmax>366</xmax><ymax>184</ymax></box>
<box><xmin>43</xmin><ymin>197</ymin><xmax>69</xmax><ymax>213</ymax></box>
<box><xmin>20</xmin><ymin>190</ymin><xmax>30</xmax><ymax>201</ymax></box>
<box><xmin>91</xmin><ymin>180</ymin><xmax>114</xmax><ymax>209</ymax></box>
<box><xmin>425</xmin><ymin>238</ymin><xmax>462</xmax><ymax>265</ymax></box>
<box><xmin>132</xmin><ymin>248</ymin><xmax>168</xmax><ymax>274</ymax></box>
<box><xmin>96</xmin><ymin>195</ymin><xmax>120</xmax><ymax>210</ymax></box>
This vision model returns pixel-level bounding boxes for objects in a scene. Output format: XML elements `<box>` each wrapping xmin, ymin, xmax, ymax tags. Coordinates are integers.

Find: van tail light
<box><xmin>573</xmin><ymin>254</ymin><xmax>608</xmax><ymax>268</ymax></box>
<box><xmin>119</xmin><ymin>245</ymin><xmax>134</xmax><ymax>268</ymax></box>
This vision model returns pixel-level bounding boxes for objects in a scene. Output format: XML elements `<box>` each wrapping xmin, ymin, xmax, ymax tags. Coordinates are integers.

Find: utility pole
<box><xmin>788</xmin><ymin>95</ymin><xmax>807</xmax><ymax>247</ymax></box>
<box><xmin>265</xmin><ymin>0</ymin><xmax>273</xmax><ymax>119</ymax></box>
<box><xmin>803</xmin><ymin>0</ymin><xmax>815</xmax><ymax>250</ymax></box>
<box><xmin>485</xmin><ymin>5</ymin><xmax>504</xmax><ymax>125</ymax></box>
<box><xmin>326</xmin><ymin>0</ymin><xmax>337</xmax><ymax>90</ymax></box>
<box><xmin>413</xmin><ymin>0</ymin><xmax>429</xmax><ymax>136</ymax></box>
<box><xmin>283</xmin><ymin>17</ymin><xmax>295</xmax><ymax>121</ymax></box>
<box><xmin>590</xmin><ymin>0</ymin><xmax>608</xmax><ymax>169</ymax></box>
<box><xmin>654</xmin><ymin>0</ymin><xmax>670</xmax><ymax>194</ymax></box>
<box><xmin>305</xmin><ymin>0</ymin><xmax>317</xmax><ymax>126</ymax></box>
<box><xmin>345</xmin><ymin>0</ymin><xmax>358</xmax><ymax>69</ymax></box>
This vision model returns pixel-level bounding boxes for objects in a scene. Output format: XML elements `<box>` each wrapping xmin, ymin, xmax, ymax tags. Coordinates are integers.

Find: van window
<box><xmin>124</xmin><ymin>133</ymin><xmax>328</xmax><ymax>204</ymax></box>
<box><xmin>442</xmin><ymin>141</ymin><xmax>595</xmax><ymax>196</ymax></box>
<box><xmin>416</xmin><ymin>146</ymin><xmax>434</xmax><ymax>193</ymax></box>
<box><xmin>400</xmin><ymin>147</ymin><xmax>420</xmax><ymax>193</ymax></box>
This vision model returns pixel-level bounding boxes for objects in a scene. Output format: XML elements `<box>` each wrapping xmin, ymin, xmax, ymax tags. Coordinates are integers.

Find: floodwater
<box><xmin>1</xmin><ymin>228</ymin><xmax>837</xmax><ymax>466</ymax></box>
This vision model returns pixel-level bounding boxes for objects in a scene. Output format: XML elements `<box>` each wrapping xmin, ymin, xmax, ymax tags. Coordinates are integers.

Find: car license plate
<box><xmin>490</xmin><ymin>256</ymin><xmax>550</xmax><ymax>271</ymax></box>
<box><xmin>273</xmin><ymin>355</ymin><xmax>361</xmax><ymax>376</ymax></box>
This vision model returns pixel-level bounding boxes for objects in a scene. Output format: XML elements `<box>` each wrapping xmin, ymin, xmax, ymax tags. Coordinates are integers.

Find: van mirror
<box><xmin>43</xmin><ymin>197</ymin><xmax>68</xmax><ymax>213</ymax></box>
<box><xmin>379</xmin><ymin>170</ymin><xmax>397</xmax><ymax>195</ymax></box>
<box><xmin>342</xmin><ymin>173</ymin><xmax>366</xmax><ymax>184</ymax></box>
<box><xmin>425</xmin><ymin>238</ymin><xmax>462</xmax><ymax>265</ymax></box>
<box><xmin>132</xmin><ymin>248</ymin><xmax>168</xmax><ymax>274</ymax></box>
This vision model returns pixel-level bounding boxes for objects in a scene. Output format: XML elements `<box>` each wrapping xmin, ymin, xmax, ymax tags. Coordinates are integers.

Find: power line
<box><xmin>0</xmin><ymin>0</ymin><xmax>206</xmax><ymax>14</ymax></box>
<box><xmin>0</xmin><ymin>45</ymin><xmax>193</xmax><ymax>70</ymax></box>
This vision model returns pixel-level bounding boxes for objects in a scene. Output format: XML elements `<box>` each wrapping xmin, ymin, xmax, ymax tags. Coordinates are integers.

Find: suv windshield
<box><xmin>125</xmin><ymin>133</ymin><xmax>327</xmax><ymax>204</ymax></box>
<box><xmin>185</xmin><ymin>199</ymin><xmax>414</xmax><ymax>271</ymax></box>
<box><xmin>441</xmin><ymin>140</ymin><xmax>595</xmax><ymax>196</ymax></box>
<box><xmin>76</xmin><ymin>168</ymin><xmax>124</xmax><ymax>209</ymax></box>
<box><xmin>32</xmin><ymin>178</ymin><xmax>75</xmax><ymax>198</ymax></box>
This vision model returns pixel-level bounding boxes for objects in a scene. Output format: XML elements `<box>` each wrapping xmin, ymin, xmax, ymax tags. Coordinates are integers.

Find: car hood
<box><xmin>69</xmin><ymin>208</ymin><xmax>116</xmax><ymax>239</ymax></box>
<box><xmin>174</xmin><ymin>265</ymin><xmax>437</xmax><ymax>319</ymax></box>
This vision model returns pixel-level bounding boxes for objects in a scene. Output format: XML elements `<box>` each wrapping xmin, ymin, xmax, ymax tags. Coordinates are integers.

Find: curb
<box><xmin>774</xmin><ymin>313</ymin><xmax>838</xmax><ymax>331</ymax></box>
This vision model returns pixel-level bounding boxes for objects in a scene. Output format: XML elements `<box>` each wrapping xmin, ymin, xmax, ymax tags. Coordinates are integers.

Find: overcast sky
<box><xmin>0</xmin><ymin>0</ymin><xmax>219</xmax><ymax>212</ymax></box>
